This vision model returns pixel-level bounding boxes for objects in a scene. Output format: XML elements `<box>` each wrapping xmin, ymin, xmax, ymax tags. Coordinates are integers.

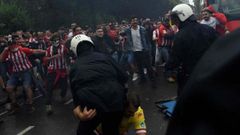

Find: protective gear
<box><xmin>50</xmin><ymin>33</ymin><xmax>60</xmax><ymax>47</ymax></box>
<box><xmin>52</xmin><ymin>40</ymin><xmax>59</xmax><ymax>47</ymax></box>
<box><xmin>171</xmin><ymin>4</ymin><xmax>194</xmax><ymax>22</ymax></box>
<box><xmin>70</xmin><ymin>34</ymin><xmax>94</xmax><ymax>56</ymax></box>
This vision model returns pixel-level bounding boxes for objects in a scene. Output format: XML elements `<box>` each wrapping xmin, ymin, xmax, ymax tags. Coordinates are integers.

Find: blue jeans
<box><xmin>7</xmin><ymin>70</ymin><xmax>32</xmax><ymax>88</ymax></box>
<box><xmin>158</xmin><ymin>46</ymin><xmax>170</xmax><ymax>63</ymax></box>
<box><xmin>158</xmin><ymin>46</ymin><xmax>173</xmax><ymax>78</ymax></box>
<box><xmin>119</xmin><ymin>51</ymin><xmax>134</xmax><ymax>66</ymax></box>
<box><xmin>112</xmin><ymin>51</ymin><xmax>119</xmax><ymax>63</ymax></box>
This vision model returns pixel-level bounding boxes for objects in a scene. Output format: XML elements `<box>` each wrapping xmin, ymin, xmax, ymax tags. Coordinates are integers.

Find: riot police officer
<box><xmin>166</xmin><ymin>4</ymin><xmax>219</xmax><ymax>96</ymax></box>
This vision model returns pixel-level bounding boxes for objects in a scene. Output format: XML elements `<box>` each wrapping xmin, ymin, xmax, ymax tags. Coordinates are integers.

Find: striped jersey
<box><xmin>46</xmin><ymin>45</ymin><xmax>68</xmax><ymax>72</ymax></box>
<box><xmin>157</xmin><ymin>24</ymin><xmax>175</xmax><ymax>47</ymax></box>
<box><xmin>3</xmin><ymin>46</ymin><xmax>33</xmax><ymax>72</ymax></box>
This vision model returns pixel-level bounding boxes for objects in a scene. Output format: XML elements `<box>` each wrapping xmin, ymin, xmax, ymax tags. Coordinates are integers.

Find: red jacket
<box><xmin>208</xmin><ymin>5</ymin><xmax>228</xmax><ymax>35</ymax></box>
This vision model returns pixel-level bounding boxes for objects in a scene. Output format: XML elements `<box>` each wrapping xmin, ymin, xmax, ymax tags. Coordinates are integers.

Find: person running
<box><xmin>44</xmin><ymin>33</ymin><xmax>69</xmax><ymax>115</ymax></box>
<box><xmin>69</xmin><ymin>34</ymin><xmax>128</xmax><ymax>135</ymax></box>
<box><xmin>0</xmin><ymin>34</ymin><xmax>45</xmax><ymax>113</ymax></box>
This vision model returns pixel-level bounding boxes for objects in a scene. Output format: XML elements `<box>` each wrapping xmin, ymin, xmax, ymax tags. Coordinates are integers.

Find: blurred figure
<box><xmin>206</xmin><ymin>5</ymin><xmax>229</xmax><ymax>35</ymax></box>
<box><xmin>166</xmin><ymin>28</ymin><xmax>240</xmax><ymax>135</ymax></box>
<box><xmin>125</xmin><ymin>17</ymin><xmax>156</xmax><ymax>87</ymax></box>
<box><xmin>70</xmin><ymin>34</ymin><xmax>128</xmax><ymax>135</ymax></box>
<box><xmin>157</xmin><ymin>18</ymin><xmax>175</xmax><ymax>83</ymax></box>
<box><xmin>95</xmin><ymin>92</ymin><xmax>147</xmax><ymax>135</ymax></box>
<box><xmin>92</xmin><ymin>26</ymin><xmax>116</xmax><ymax>57</ymax></box>
<box><xmin>68</xmin><ymin>23</ymin><xmax>78</xmax><ymax>39</ymax></box>
<box><xmin>167</xmin><ymin>4</ymin><xmax>218</xmax><ymax>96</ymax></box>
<box><xmin>0</xmin><ymin>34</ymin><xmax>45</xmax><ymax>113</ymax></box>
<box><xmin>0</xmin><ymin>35</ymin><xmax>8</xmax><ymax>82</ymax></box>
<box><xmin>44</xmin><ymin>33</ymin><xmax>69</xmax><ymax>115</ymax></box>
<box><xmin>143</xmin><ymin>18</ymin><xmax>155</xmax><ymax>66</ymax></box>
<box><xmin>200</xmin><ymin>9</ymin><xmax>218</xmax><ymax>29</ymax></box>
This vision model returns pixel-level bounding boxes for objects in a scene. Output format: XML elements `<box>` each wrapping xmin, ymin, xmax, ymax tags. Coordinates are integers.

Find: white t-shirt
<box><xmin>200</xmin><ymin>17</ymin><xmax>219</xmax><ymax>29</ymax></box>
<box><xmin>131</xmin><ymin>26</ymin><xmax>143</xmax><ymax>52</ymax></box>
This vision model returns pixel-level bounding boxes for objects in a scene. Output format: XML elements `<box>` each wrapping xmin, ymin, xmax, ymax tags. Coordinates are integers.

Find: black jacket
<box><xmin>167</xmin><ymin>21</ymin><xmax>218</xmax><ymax>76</ymax></box>
<box><xmin>92</xmin><ymin>35</ymin><xmax>116</xmax><ymax>55</ymax></box>
<box><xmin>70</xmin><ymin>52</ymin><xmax>128</xmax><ymax>112</ymax></box>
<box><xmin>166</xmin><ymin>29</ymin><xmax>240</xmax><ymax>135</ymax></box>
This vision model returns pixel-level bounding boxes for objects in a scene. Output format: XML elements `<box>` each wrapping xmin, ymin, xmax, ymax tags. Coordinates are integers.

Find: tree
<box><xmin>194</xmin><ymin>0</ymin><xmax>204</xmax><ymax>15</ymax></box>
<box><xmin>169</xmin><ymin>0</ymin><xmax>182</xmax><ymax>6</ymax></box>
<box><xmin>0</xmin><ymin>1</ymin><xmax>31</xmax><ymax>34</ymax></box>
<box><xmin>1</xmin><ymin>0</ymin><xmax>183</xmax><ymax>31</ymax></box>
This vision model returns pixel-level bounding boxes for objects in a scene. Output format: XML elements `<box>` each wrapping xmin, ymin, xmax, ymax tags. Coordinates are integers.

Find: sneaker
<box><xmin>144</xmin><ymin>68</ymin><xmax>147</xmax><ymax>74</ymax></box>
<box><xmin>46</xmin><ymin>105</ymin><xmax>53</xmax><ymax>115</ymax></box>
<box><xmin>167</xmin><ymin>77</ymin><xmax>175</xmax><ymax>83</ymax></box>
<box><xmin>5</xmin><ymin>103</ymin><xmax>11</xmax><ymax>111</ymax></box>
<box><xmin>132</xmin><ymin>73</ymin><xmax>139</xmax><ymax>81</ymax></box>
<box><xmin>159</xmin><ymin>62</ymin><xmax>166</xmax><ymax>67</ymax></box>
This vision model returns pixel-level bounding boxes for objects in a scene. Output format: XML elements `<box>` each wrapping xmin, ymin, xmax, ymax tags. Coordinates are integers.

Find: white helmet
<box><xmin>70</xmin><ymin>34</ymin><xmax>94</xmax><ymax>56</ymax></box>
<box><xmin>172</xmin><ymin>4</ymin><xmax>194</xmax><ymax>22</ymax></box>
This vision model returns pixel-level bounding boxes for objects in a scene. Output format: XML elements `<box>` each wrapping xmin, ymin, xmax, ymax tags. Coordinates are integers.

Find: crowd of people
<box><xmin>0</xmin><ymin>3</ymin><xmax>232</xmax><ymax>135</ymax></box>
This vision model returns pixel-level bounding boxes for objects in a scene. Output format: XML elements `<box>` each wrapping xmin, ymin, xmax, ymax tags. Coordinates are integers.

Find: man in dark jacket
<box><xmin>92</xmin><ymin>26</ymin><xmax>116</xmax><ymax>56</ymax></box>
<box><xmin>166</xmin><ymin>28</ymin><xmax>240</xmax><ymax>135</ymax></box>
<box><xmin>69</xmin><ymin>34</ymin><xmax>128</xmax><ymax>135</ymax></box>
<box><xmin>166</xmin><ymin>4</ymin><xmax>219</xmax><ymax>96</ymax></box>
<box><xmin>125</xmin><ymin>17</ymin><xmax>156</xmax><ymax>87</ymax></box>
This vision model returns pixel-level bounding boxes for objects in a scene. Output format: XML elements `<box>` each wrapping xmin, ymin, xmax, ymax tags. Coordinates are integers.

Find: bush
<box><xmin>0</xmin><ymin>1</ymin><xmax>31</xmax><ymax>35</ymax></box>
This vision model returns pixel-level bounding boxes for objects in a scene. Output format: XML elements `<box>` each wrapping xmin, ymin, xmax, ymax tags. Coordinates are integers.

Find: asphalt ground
<box><xmin>0</xmin><ymin>69</ymin><xmax>177</xmax><ymax>135</ymax></box>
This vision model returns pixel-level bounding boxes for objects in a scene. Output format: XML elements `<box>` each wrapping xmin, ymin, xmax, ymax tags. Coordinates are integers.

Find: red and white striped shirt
<box><xmin>158</xmin><ymin>24</ymin><xmax>175</xmax><ymax>47</ymax></box>
<box><xmin>46</xmin><ymin>45</ymin><xmax>68</xmax><ymax>72</ymax></box>
<box><xmin>3</xmin><ymin>46</ymin><xmax>33</xmax><ymax>72</ymax></box>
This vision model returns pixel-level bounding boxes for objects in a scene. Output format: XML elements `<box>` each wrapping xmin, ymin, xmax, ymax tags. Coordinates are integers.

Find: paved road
<box><xmin>0</xmin><ymin>70</ymin><xmax>177</xmax><ymax>135</ymax></box>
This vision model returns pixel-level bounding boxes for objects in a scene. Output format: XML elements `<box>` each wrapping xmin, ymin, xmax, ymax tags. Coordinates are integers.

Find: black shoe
<box><xmin>8</xmin><ymin>103</ymin><xmax>20</xmax><ymax>114</ymax></box>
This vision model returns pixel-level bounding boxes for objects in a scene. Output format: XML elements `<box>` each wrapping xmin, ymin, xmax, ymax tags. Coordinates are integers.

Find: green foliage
<box><xmin>1</xmin><ymin>0</ymin><xmax>180</xmax><ymax>32</ymax></box>
<box><xmin>0</xmin><ymin>1</ymin><xmax>31</xmax><ymax>34</ymax></box>
<box><xmin>194</xmin><ymin>0</ymin><xmax>204</xmax><ymax>15</ymax></box>
<box><xmin>169</xmin><ymin>0</ymin><xmax>182</xmax><ymax>6</ymax></box>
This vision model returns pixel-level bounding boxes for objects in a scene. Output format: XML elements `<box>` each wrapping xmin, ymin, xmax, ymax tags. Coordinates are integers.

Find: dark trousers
<box><xmin>77</xmin><ymin>111</ymin><xmax>123</xmax><ymax>135</ymax></box>
<box><xmin>151</xmin><ymin>43</ymin><xmax>156</xmax><ymax>66</ymax></box>
<box><xmin>177</xmin><ymin>71</ymin><xmax>189</xmax><ymax>96</ymax></box>
<box><xmin>134</xmin><ymin>51</ymin><xmax>156</xmax><ymax>81</ymax></box>
<box><xmin>45</xmin><ymin>72</ymin><xmax>68</xmax><ymax>105</ymax></box>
